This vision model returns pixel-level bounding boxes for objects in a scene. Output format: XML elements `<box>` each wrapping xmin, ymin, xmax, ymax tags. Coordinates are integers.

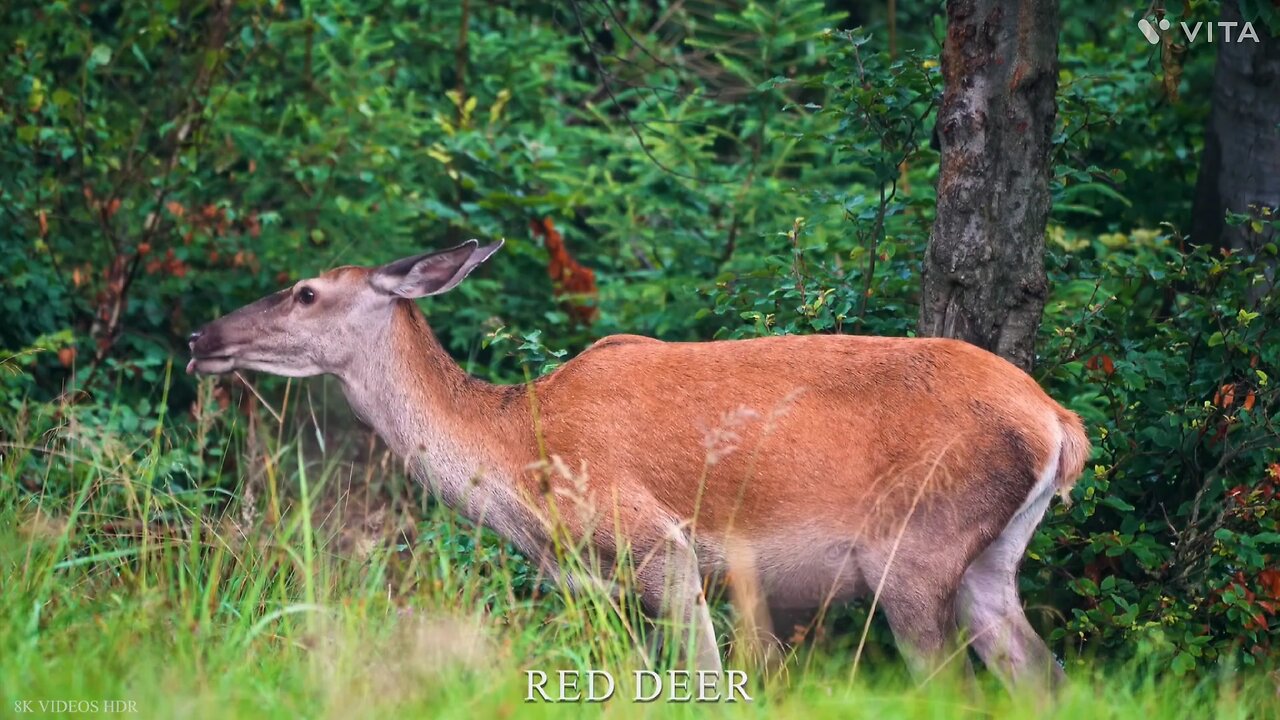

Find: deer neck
<box><xmin>335</xmin><ymin>300</ymin><xmax>528</xmax><ymax>513</ymax></box>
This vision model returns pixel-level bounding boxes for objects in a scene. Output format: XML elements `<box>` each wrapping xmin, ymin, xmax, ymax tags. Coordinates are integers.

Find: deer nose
<box><xmin>188</xmin><ymin>330</ymin><xmax>203</xmax><ymax>349</ymax></box>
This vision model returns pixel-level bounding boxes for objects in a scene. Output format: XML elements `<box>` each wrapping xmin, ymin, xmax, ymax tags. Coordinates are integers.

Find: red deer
<box><xmin>188</xmin><ymin>240</ymin><xmax>1088</xmax><ymax>690</ymax></box>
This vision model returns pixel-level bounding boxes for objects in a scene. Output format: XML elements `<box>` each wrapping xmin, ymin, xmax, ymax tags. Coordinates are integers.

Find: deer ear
<box><xmin>370</xmin><ymin>239</ymin><xmax>503</xmax><ymax>298</ymax></box>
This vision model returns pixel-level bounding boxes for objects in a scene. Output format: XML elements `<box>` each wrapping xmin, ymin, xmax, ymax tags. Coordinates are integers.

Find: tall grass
<box><xmin>1</xmin><ymin>381</ymin><xmax>1276</xmax><ymax>719</ymax></box>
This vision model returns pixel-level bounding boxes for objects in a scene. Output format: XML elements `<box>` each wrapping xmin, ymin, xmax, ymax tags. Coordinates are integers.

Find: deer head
<box><xmin>187</xmin><ymin>239</ymin><xmax>503</xmax><ymax>378</ymax></box>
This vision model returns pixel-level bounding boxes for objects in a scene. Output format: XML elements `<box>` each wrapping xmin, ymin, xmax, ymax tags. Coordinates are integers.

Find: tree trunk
<box><xmin>919</xmin><ymin>0</ymin><xmax>1060</xmax><ymax>372</ymax></box>
<box><xmin>1191</xmin><ymin>3</ymin><xmax>1280</xmax><ymax>276</ymax></box>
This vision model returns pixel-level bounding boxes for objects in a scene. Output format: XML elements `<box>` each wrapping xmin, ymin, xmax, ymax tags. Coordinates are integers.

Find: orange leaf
<box><xmin>532</xmin><ymin>216</ymin><xmax>598</xmax><ymax>324</ymax></box>
<box><xmin>1086</xmin><ymin>354</ymin><xmax>1115</xmax><ymax>376</ymax></box>
<box><xmin>1259</xmin><ymin>569</ymin><xmax>1280</xmax><ymax>600</ymax></box>
<box><xmin>1214</xmin><ymin>383</ymin><xmax>1236</xmax><ymax>408</ymax></box>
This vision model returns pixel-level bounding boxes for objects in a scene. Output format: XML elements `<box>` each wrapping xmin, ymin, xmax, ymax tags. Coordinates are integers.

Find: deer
<box><xmin>187</xmin><ymin>239</ymin><xmax>1089</xmax><ymax>691</ymax></box>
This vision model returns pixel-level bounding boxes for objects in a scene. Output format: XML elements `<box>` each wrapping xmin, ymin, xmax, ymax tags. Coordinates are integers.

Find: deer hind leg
<box><xmin>957</xmin><ymin>481</ymin><xmax>1065</xmax><ymax>692</ymax></box>
<box><xmin>634</xmin><ymin>527</ymin><xmax>722</xmax><ymax>672</ymax></box>
<box><xmin>876</xmin><ymin>563</ymin><xmax>972</xmax><ymax>684</ymax></box>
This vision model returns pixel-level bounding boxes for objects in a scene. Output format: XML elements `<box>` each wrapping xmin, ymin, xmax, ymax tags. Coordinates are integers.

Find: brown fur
<box><xmin>525</xmin><ymin>333</ymin><xmax>1060</xmax><ymax>539</ymax></box>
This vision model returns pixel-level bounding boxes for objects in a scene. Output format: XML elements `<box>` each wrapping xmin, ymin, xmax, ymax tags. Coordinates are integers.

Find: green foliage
<box><xmin>705</xmin><ymin>29</ymin><xmax>938</xmax><ymax>338</ymax></box>
<box><xmin>1034</xmin><ymin>228</ymin><xmax>1280</xmax><ymax>671</ymax></box>
<box><xmin>1054</xmin><ymin>6</ymin><xmax>1215</xmax><ymax>228</ymax></box>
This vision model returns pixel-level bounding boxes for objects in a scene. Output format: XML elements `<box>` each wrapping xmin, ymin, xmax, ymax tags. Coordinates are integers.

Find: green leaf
<box><xmin>1101</xmin><ymin>496</ymin><xmax>1136</xmax><ymax>513</ymax></box>
<box><xmin>1074</xmin><ymin>578</ymin><xmax>1099</xmax><ymax>597</ymax></box>
<box><xmin>128</xmin><ymin>43</ymin><xmax>150</xmax><ymax>72</ymax></box>
<box><xmin>88</xmin><ymin>44</ymin><xmax>113</xmax><ymax>70</ymax></box>
<box><xmin>1171</xmin><ymin>652</ymin><xmax>1196</xmax><ymax>675</ymax></box>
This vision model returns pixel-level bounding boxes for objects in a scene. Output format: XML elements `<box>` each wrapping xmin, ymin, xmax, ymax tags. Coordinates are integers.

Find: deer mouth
<box><xmin>187</xmin><ymin>325</ymin><xmax>239</xmax><ymax>375</ymax></box>
<box><xmin>186</xmin><ymin>354</ymin><xmax>235</xmax><ymax>375</ymax></box>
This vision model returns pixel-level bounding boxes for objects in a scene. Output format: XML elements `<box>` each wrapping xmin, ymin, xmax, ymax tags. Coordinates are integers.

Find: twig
<box><xmin>234</xmin><ymin>372</ymin><xmax>283</xmax><ymax>425</ymax></box>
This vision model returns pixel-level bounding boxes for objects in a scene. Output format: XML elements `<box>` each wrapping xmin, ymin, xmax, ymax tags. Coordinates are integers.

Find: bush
<box><xmin>1035</xmin><ymin>226</ymin><xmax>1280</xmax><ymax>671</ymax></box>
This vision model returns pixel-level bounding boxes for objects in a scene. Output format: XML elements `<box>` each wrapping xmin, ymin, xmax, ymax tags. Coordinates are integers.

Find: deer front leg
<box><xmin>634</xmin><ymin>527</ymin><xmax>722</xmax><ymax>673</ymax></box>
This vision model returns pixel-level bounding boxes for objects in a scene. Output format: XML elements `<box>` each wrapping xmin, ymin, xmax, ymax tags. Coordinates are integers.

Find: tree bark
<box><xmin>919</xmin><ymin>0</ymin><xmax>1060</xmax><ymax>372</ymax></box>
<box><xmin>1191</xmin><ymin>3</ymin><xmax>1280</xmax><ymax>273</ymax></box>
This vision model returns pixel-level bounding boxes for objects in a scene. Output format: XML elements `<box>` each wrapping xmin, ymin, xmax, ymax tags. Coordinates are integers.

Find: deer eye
<box><xmin>297</xmin><ymin>286</ymin><xmax>316</xmax><ymax>305</ymax></box>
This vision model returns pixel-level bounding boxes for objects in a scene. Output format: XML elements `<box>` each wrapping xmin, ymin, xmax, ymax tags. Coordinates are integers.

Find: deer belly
<box><xmin>698</xmin><ymin>536</ymin><xmax>871</xmax><ymax>609</ymax></box>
